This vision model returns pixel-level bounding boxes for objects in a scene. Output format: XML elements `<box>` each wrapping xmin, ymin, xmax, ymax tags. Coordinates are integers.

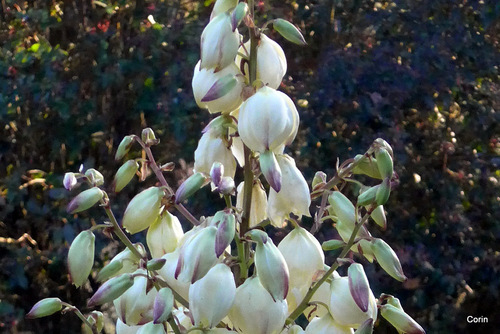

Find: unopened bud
<box><xmin>211</xmin><ymin>0</ymin><xmax>238</xmax><ymax>20</ymax></box>
<box><xmin>373</xmin><ymin>138</ymin><xmax>393</xmax><ymax>158</ymax></box>
<box><xmin>375</xmin><ymin>148</ymin><xmax>394</xmax><ymax>179</ymax></box>
<box><xmin>249</xmin><ymin>230</ymin><xmax>289</xmax><ymax>301</ymax></box>
<box><xmin>63</xmin><ymin>172</ymin><xmax>77</xmax><ymax>190</ymax></box>
<box><xmin>304</xmin><ymin>313</ymin><xmax>353</xmax><ymax>334</ymax></box>
<box><xmin>141</xmin><ymin>128</ymin><xmax>159</xmax><ymax>146</ymax></box>
<box><xmin>217</xmin><ymin>176</ymin><xmax>235</xmax><ymax>195</ymax></box>
<box><xmin>114</xmin><ymin>160</ymin><xmax>139</xmax><ymax>192</ymax></box>
<box><xmin>175</xmin><ymin>173</ymin><xmax>207</xmax><ymax>204</ymax></box>
<box><xmin>200</xmin><ymin>12</ymin><xmax>239</xmax><ymax>71</ymax></box>
<box><xmin>355</xmin><ymin>318</ymin><xmax>374</xmax><ymax>334</ymax></box>
<box><xmin>230</xmin><ymin>2</ymin><xmax>248</xmax><ymax>29</ymax></box>
<box><xmin>380</xmin><ymin>304</ymin><xmax>425</xmax><ymax>334</ymax></box>
<box><xmin>26</xmin><ymin>298</ymin><xmax>63</xmax><ymax>319</ymax></box>
<box><xmin>375</xmin><ymin>178</ymin><xmax>391</xmax><ymax>206</ymax></box>
<box><xmin>348</xmin><ymin>263</ymin><xmax>370</xmax><ymax>313</ymax></box>
<box><xmin>96</xmin><ymin>260</ymin><xmax>123</xmax><ymax>282</ymax></box>
<box><xmin>371</xmin><ymin>238</ymin><xmax>406</xmax><ymax>282</ymax></box>
<box><xmin>272</xmin><ymin>19</ymin><xmax>307</xmax><ymax>45</ymax></box>
<box><xmin>214</xmin><ymin>211</ymin><xmax>236</xmax><ymax>257</ymax></box>
<box><xmin>146</xmin><ymin>258</ymin><xmax>166</xmax><ymax>271</ymax></box>
<box><xmin>260</xmin><ymin>150</ymin><xmax>282</xmax><ymax>192</ymax></box>
<box><xmin>87</xmin><ymin>274</ymin><xmax>134</xmax><ymax>307</ymax></box>
<box><xmin>68</xmin><ymin>230</ymin><xmax>95</xmax><ymax>287</ymax></box>
<box><xmin>84</xmin><ymin>311</ymin><xmax>104</xmax><ymax>334</ymax></box>
<box><xmin>322</xmin><ymin>239</ymin><xmax>345</xmax><ymax>251</ymax></box>
<box><xmin>123</xmin><ymin>187</ymin><xmax>164</xmax><ymax>234</ymax></box>
<box><xmin>352</xmin><ymin>155</ymin><xmax>382</xmax><ymax>179</ymax></box>
<box><xmin>146</xmin><ymin>211</ymin><xmax>184</xmax><ymax>258</ymax></box>
<box><xmin>153</xmin><ymin>287</ymin><xmax>174</xmax><ymax>324</ymax></box>
<box><xmin>328</xmin><ymin>191</ymin><xmax>356</xmax><ymax>226</ymax></box>
<box><xmin>67</xmin><ymin>187</ymin><xmax>103</xmax><ymax>214</ymax></box>
<box><xmin>312</xmin><ymin>171</ymin><xmax>327</xmax><ymax>190</ymax></box>
<box><xmin>357</xmin><ymin>186</ymin><xmax>379</xmax><ymax>207</ymax></box>
<box><xmin>370</xmin><ymin>205</ymin><xmax>386</xmax><ymax>230</ymax></box>
<box><xmin>85</xmin><ymin>168</ymin><xmax>104</xmax><ymax>186</ymax></box>
<box><xmin>115</xmin><ymin>135</ymin><xmax>135</xmax><ymax>161</ymax></box>
<box><xmin>210</xmin><ymin>162</ymin><xmax>224</xmax><ymax>187</ymax></box>
<box><xmin>136</xmin><ymin>322</ymin><xmax>167</xmax><ymax>334</ymax></box>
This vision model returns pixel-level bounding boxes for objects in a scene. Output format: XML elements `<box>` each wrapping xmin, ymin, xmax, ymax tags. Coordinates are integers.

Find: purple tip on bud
<box><xmin>210</xmin><ymin>162</ymin><xmax>224</xmax><ymax>187</ymax></box>
<box><xmin>259</xmin><ymin>150</ymin><xmax>282</xmax><ymax>192</ymax></box>
<box><xmin>348</xmin><ymin>263</ymin><xmax>370</xmax><ymax>312</ymax></box>
<box><xmin>63</xmin><ymin>172</ymin><xmax>77</xmax><ymax>190</ymax></box>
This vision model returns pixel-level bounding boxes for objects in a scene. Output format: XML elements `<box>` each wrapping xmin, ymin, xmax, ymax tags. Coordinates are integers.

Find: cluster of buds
<box><xmin>27</xmin><ymin>1</ymin><xmax>426</xmax><ymax>334</ymax></box>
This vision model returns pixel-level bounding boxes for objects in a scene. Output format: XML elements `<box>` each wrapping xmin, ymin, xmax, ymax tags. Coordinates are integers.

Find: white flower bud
<box><xmin>175</xmin><ymin>226</ymin><xmax>219</xmax><ymax>283</ymax></box>
<box><xmin>189</xmin><ymin>263</ymin><xmax>236</xmax><ymax>328</ymax></box>
<box><xmin>305</xmin><ymin>313</ymin><xmax>354</xmax><ymax>334</ymax></box>
<box><xmin>122</xmin><ymin>187</ymin><xmax>164</xmax><ymax>234</ymax></box>
<box><xmin>380</xmin><ymin>304</ymin><xmax>425</xmax><ymax>334</ymax></box>
<box><xmin>114</xmin><ymin>270</ymin><xmax>157</xmax><ymax>326</ymax></box>
<box><xmin>85</xmin><ymin>168</ymin><xmax>104</xmax><ymax>186</ymax></box>
<box><xmin>329</xmin><ymin>276</ymin><xmax>377</xmax><ymax>328</ymax></box>
<box><xmin>278</xmin><ymin>227</ymin><xmax>324</xmax><ymax>292</ymax></box>
<box><xmin>200</xmin><ymin>13</ymin><xmax>240</xmax><ymax>71</ymax></box>
<box><xmin>68</xmin><ymin>230</ymin><xmax>95</xmax><ymax>287</ymax></box>
<box><xmin>153</xmin><ymin>288</ymin><xmax>174</xmax><ymax>324</ymax></box>
<box><xmin>281</xmin><ymin>325</ymin><xmax>305</xmax><ymax>334</ymax></box>
<box><xmin>370</xmin><ymin>238</ymin><xmax>407</xmax><ymax>282</ymax></box>
<box><xmin>210</xmin><ymin>0</ymin><xmax>238</xmax><ymax>20</ymax></box>
<box><xmin>136</xmin><ymin>322</ymin><xmax>166</xmax><ymax>334</ymax></box>
<box><xmin>194</xmin><ymin>131</ymin><xmax>236</xmax><ymax>179</ymax></box>
<box><xmin>267</xmin><ymin>155</ymin><xmax>311</xmax><ymax>227</ymax></box>
<box><xmin>157</xmin><ymin>251</ymin><xmax>190</xmax><ymax>302</ymax></box>
<box><xmin>236</xmin><ymin>180</ymin><xmax>267</xmax><ymax>228</ymax></box>
<box><xmin>236</xmin><ymin>34</ymin><xmax>287</xmax><ymax>89</ymax></box>
<box><xmin>193</xmin><ymin>61</ymin><xmax>244</xmax><ymax>114</ymax></box>
<box><xmin>146</xmin><ymin>211</ymin><xmax>184</xmax><ymax>258</ymax></box>
<box><xmin>229</xmin><ymin>277</ymin><xmax>288</xmax><ymax>334</ymax></box>
<box><xmin>114</xmin><ymin>160</ymin><xmax>139</xmax><ymax>193</ymax></box>
<box><xmin>63</xmin><ymin>172</ymin><xmax>77</xmax><ymax>190</ymax></box>
<box><xmin>87</xmin><ymin>274</ymin><xmax>135</xmax><ymax>307</ymax></box>
<box><xmin>238</xmin><ymin>86</ymin><xmax>299</xmax><ymax>153</ymax></box>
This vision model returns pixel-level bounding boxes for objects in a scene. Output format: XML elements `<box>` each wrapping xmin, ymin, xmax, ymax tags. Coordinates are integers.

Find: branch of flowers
<box><xmin>286</xmin><ymin>213</ymin><xmax>371</xmax><ymax>324</ymax></box>
<box><xmin>137</xmin><ymin>139</ymin><xmax>200</xmax><ymax>227</ymax></box>
<box><xmin>61</xmin><ymin>302</ymin><xmax>97</xmax><ymax>334</ymax></box>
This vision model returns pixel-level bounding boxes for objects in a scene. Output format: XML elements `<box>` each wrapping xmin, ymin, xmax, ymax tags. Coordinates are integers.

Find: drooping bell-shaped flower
<box><xmin>280</xmin><ymin>325</ymin><xmax>305</xmax><ymax>334</ymax></box>
<box><xmin>210</xmin><ymin>0</ymin><xmax>238</xmax><ymax>20</ymax></box>
<box><xmin>113</xmin><ymin>269</ymin><xmax>157</xmax><ymax>326</ymax></box>
<box><xmin>189</xmin><ymin>263</ymin><xmax>236</xmax><ymax>328</ymax></box>
<box><xmin>122</xmin><ymin>187</ymin><xmax>164</xmax><ymax>234</ymax></box>
<box><xmin>329</xmin><ymin>275</ymin><xmax>377</xmax><ymax>328</ymax></box>
<box><xmin>267</xmin><ymin>154</ymin><xmax>311</xmax><ymax>227</ymax></box>
<box><xmin>249</xmin><ymin>230</ymin><xmax>289</xmax><ymax>301</ymax></box>
<box><xmin>136</xmin><ymin>322</ymin><xmax>166</xmax><ymax>334</ymax></box>
<box><xmin>200</xmin><ymin>12</ymin><xmax>240</xmax><ymax>71</ymax></box>
<box><xmin>157</xmin><ymin>251</ymin><xmax>190</xmax><ymax>302</ymax></box>
<box><xmin>115</xmin><ymin>318</ymin><xmax>142</xmax><ymax>334</ymax></box>
<box><xmin>192</xmin><ymin>61</ymin><xmax>244</xmax><ymax>114</ymax></box>
<box><xmin>305</xmin><ymin>313</ymin><xmax>354</xmax><ymax>334</ymax></box>
<box><xmin>194</xmin><ymin>130</ymin><xmax>236</xmax><ymax>179</ymax></box>
<box><xmin>68</xmin><ymin>230</ymin><xmax>95</xmax><ymax>287</ymax></box>
<box><xmin>236</xmin><ymin>180</ymin><xmax>268</xmax><ymax>228</ymax></box>
<box><xmin>175</xmin><ymin>226</ymin><xmax>219</xmax><ymax>283</ymax></box>
<box><xmin>228</xmin><ymin>276</ymin><xmax>288</xmax><ymax>334</ymax></box>
<box><xmin>278</xmin><ymin>227</ymin><xmax>324</xmax><ymax>294</ymax></box>
<box><xmin>146</xmin><ymin>211</ymin><xmax>184</xmax><ymax>258</ymax></box>
<box><xmin>238</xmin><ymin>86</ymin><xmax>299</xmax><ymax>153</ymax></box>
<box><xmin>235</xmin><ymin>34</ymin><xmax>287</xmax><ymax>89</ymax></box>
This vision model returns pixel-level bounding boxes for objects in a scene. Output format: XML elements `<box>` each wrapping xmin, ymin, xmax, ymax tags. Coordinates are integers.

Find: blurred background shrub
<box><xmin>0</xmin><ymin>0</ymin><xmax>499</xmax><ymax>332</ymax></box>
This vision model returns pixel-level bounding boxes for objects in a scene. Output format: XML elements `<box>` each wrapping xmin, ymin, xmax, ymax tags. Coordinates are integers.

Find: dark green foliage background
<box><xmin>1</xmin><ymin>0</ymin><xmax>499</xmax><ymax>332</ymax></box>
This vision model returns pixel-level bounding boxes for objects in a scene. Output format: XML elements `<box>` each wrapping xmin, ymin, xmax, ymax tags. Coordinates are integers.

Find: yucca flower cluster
<box><xmin>27</xmin><ymin>1</ymin><xmax>426</xmax><ymax>334</ymax></box>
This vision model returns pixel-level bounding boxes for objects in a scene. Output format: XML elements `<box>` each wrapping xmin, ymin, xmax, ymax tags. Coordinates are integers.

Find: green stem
<box><xmin>224</xmin><ymin>194</ymin><xmax>232</xmax><ymax>209</ymax></box>
<box><xmin>61</xmin><ymin>303</ymin><xmax>97</xmax><ymax>334</ymax></box>
<box><xmin>235</xmin><ymin>233</ymin><xmax>248</xmax><ymax>281</ymax></box>
<box><xmin>286</xmin><ymin>213</ymin><xmax>370</xmax><ymax>324</ymax></box>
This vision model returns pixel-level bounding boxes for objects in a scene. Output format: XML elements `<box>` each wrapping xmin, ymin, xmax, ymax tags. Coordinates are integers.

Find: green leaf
<box><xmin>272</xmin><ymin>19</ymin><xmax>307</xmax><ymax>45</ymax></box>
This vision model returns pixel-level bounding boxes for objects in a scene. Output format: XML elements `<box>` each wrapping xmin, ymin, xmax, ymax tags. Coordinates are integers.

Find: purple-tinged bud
<box><xmin>63</xmin><ymin>172</ymin><xmax>77</xmax><ymax>190</ymax></box>
<box><xmin>354</xmin><ymin>319</ymin><xmax>374</xmax><ymax>334</ymax></box>
<box><xmin>87</xmin><ymin>274</ymin><xmax>134</xmax><ymax>307</ymax></box>
<box><xmin>260</xmin><ymin>150</ymin><xmax>282</xmax><ymax>192</ymax></box>
<box><xmin>329</xmin><ymin>276</ymin><xmax>377</xmax><ymax>328</ymax></box>
<box><xmin>371</xmin><ymin>238</ymin><xmax>406</xmax><ymax>282</ymax></box>
<box><xmin>189</xmin><ymin>263</ymin><xmax>236</xmax><ymax>328</ymax></box>
<box><xmin>115</xmin><ymin>135</ymin><xmax>135</xmax><ymax>161</ymax></box>
<box><xmin>268</xmin><ymin>154</ymin><xmax>311</xmax><ymax>227</ymax></box>
<box><xmin>114</xmin><ymin>270</ymin><xmax>157</xmax><ymax>326</ymax></box>
<box><xmin>146</xmin><ymin>258</ymin><xmax>166</xmax><ymax>271</ymax></box>
<box><xmin>272</xmin><ymin>19</ymin><xmax>307</xmax><ymax>46</ymax></box>
<box><xmin>352</xmin><ymin>155</ymin><xmax>382</xmax><ymax>179</ymax></box>
<box><xmin>114</xmin><ymin>160</ymin><xmax>139</xmax><ymax>192</ymax></box>
<box><xmin>370</xmin><ymin>205</ymin><xmax>386</xmax><ymax>230</ymax></box>
<box><xmin>141</xmin><ymin>127</ymin><xmax>159</xmax><ymax>146</ymax></box>
<box><xmin>249</xmin><ymin>230</ymin><xmax>290</xmax><ymax>301</ymax></box>
<box><xmin>146</xmin><ymin>211</ymin><xmax>184</xmax><ymax>258</ymax></box>
<box><xmin>375</xmin><ymin>178</ymin><xmax>391</xmax><ymax>206</ymax></box>
<box><xmin>175</xmin><ymin>226</ymin><xmax>219</xmax><ymax>283</ymax></box>
<box><xmin>26</xmin><ymin>298</ymin><xmax>62</xmax><ymax>319</ymax></box>
<box><xmin>153</xmin><ymin>287</ymin><xmax>174</xmax><ymax>324</ymax></box>
<box><xmin>375</xmin><ymin>148</ymin><xmax>393</xmax><ymax>179</ymax></box>
<box><xmin>214</xmin><ymin>211</ymin><xmax>236</xmax><ymax>257</ymax></box>
<box><xmin>305</xmin><ymin>313</ymin><xmax>354</xmax><ymax>334</ymax></box>
<box><xmin>236</xmin><ymin>180</ymin><xmax>267</xmax><ymax>228</ymax></box>
<box><xmin>348</xmin><ymin>263</ymin><xmax>370</xmax><ymax>313</ymax></box>
<box><xmin>217</xmin><ymin>176</ymin><xmax>235</xmax><ymax>195</ymax></box>
<box><xmin>230</xmin><ymin>2</ymin><xmax>248</xmax><ymax>30</ymax></box>
<box><xmin>123</xmin><ymin>187</ymin><xmax>164</xmax><ymax>234</ymax></box>
<box><xmin>175</xmin><ymin>173</ymin><xmax>207</xmax><ymax>204</ymax></box>
<box><xmin>157</xmin><ymin>251</ymin><xmax>190</xmax><ymax>302</ymax></box>
<box><xmin>228</xmin><ymin>277</ymin><xmax>288</xmax><ymax>334</ymax></box>
<box><xmin>200</xmin><ymin>12</ymin><xmax>239</xmax><ymax>71</ymax></box>
<box><xmin>85</xmin><ymin>168</ymin><xmax>104</xmax><ymax>186</ymax></box>
<box><xmin>68</xmin><ymin>230</ymin><xmax>95</xmax><ymax>287</ymax></box>
<box><xmin>67</xmin><ymin>187</ymin><xmax>104</xmax><ymax>214</ymax></box>
<box><xmin>328</xmin><ymin>191</ymin><xmax>356</xmax><ymax>227</ymax></box>
<box><xmin>210</xmin><ymin>162</ymin><xmax>224</xmax><ymax>187</ymax></box>
<box><xmin>380</xmin><ymin>305</ymin><xmax>425</xmax><ymax>334</ymax></box>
